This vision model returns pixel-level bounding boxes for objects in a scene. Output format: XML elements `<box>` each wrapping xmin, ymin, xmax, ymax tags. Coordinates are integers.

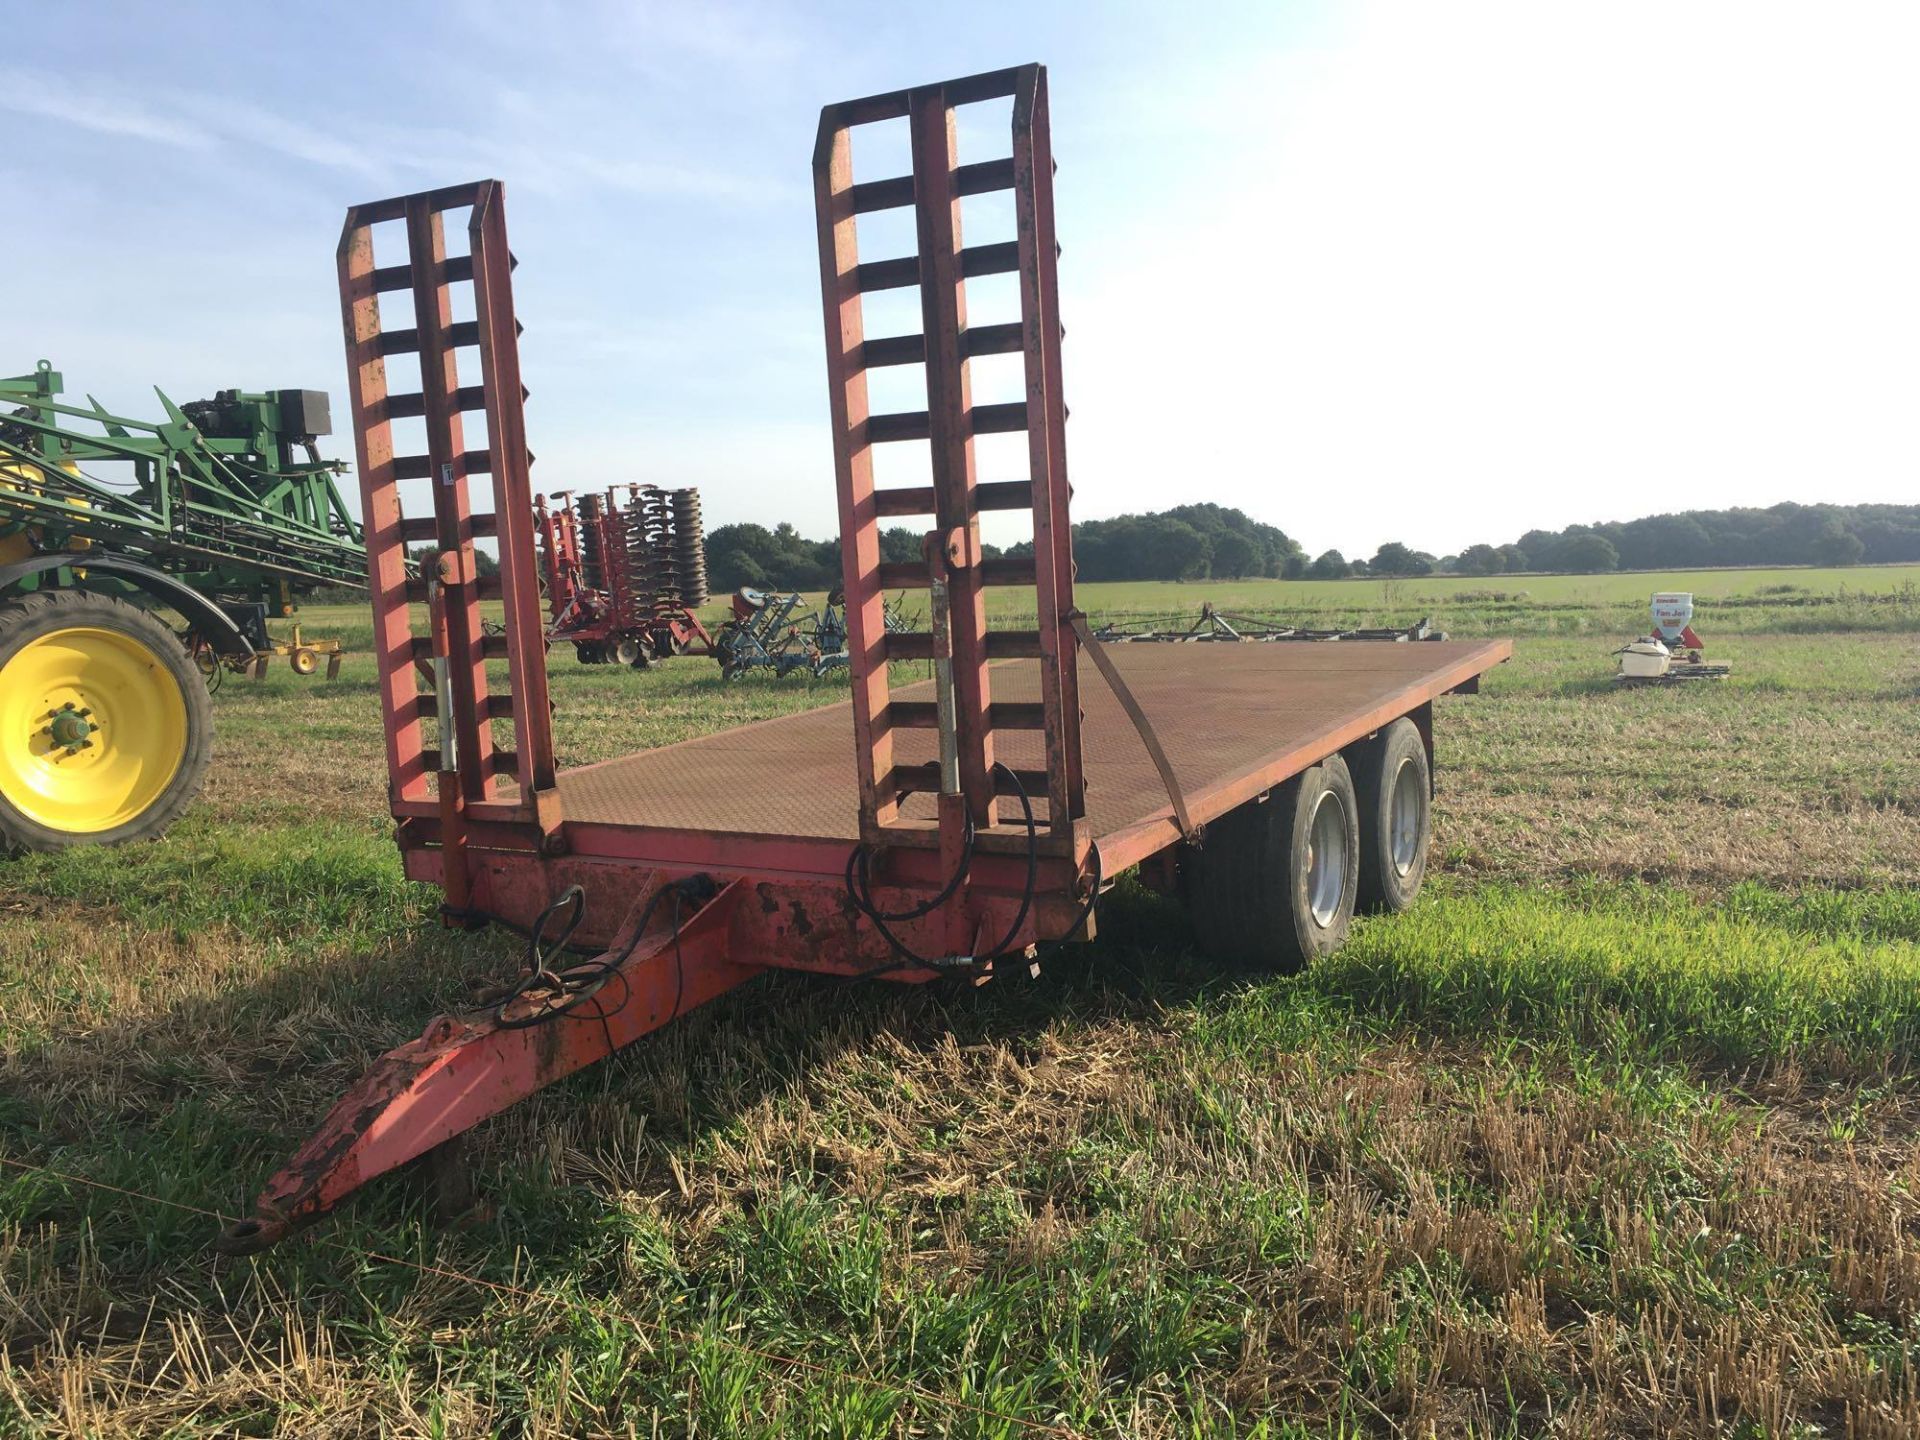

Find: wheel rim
<box><xmin>1389</xmin><ymin>757</ymin><xmax>1423</xmax><ymax>877</ymax></box>
<box><xmin>1305</xmin><ymin>789</ymin><xmax>1349</xmax><ymax>927</ymax></box>
<box><xmin>0</xmin><ymin>626</ymin><xmax>188</xmax><ymax>834</ymax></box>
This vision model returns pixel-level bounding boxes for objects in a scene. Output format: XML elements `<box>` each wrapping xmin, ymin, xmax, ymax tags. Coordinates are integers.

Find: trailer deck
<box><xmin>555</xmin><ymin>640</ymin><xmax>1509</xmax><ymax>871</ymax></box>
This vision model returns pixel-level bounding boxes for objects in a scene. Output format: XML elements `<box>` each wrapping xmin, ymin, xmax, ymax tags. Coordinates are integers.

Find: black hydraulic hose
<box><xmin>843</xmin><ymin>762</ymin><xmax>1107</xmax><ymax>979</ymax></box>
<box><xmin>845</xmin><ymin>808</ymin><xmax>977</xmax><ymax>923</ymax></box>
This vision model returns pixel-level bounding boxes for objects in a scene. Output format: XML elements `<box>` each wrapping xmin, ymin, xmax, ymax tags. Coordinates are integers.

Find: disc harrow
<box><xmin>537</xmin><ymin>483</ymin><xmax>714</xmax><ymax>667</ymax></box>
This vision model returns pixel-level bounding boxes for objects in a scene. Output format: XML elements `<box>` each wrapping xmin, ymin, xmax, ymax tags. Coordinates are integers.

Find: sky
<box><xmin>4</xmin><ymin>0</ymin><xmax>1916</xmax><ymax>560</ymax></box>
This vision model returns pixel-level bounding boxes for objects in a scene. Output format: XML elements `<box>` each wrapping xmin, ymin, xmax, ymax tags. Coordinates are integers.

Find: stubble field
<box><xmin>1</xmin><ymin>567</ymin><xmax>1917</xmax><ymax>1437</ymax></box>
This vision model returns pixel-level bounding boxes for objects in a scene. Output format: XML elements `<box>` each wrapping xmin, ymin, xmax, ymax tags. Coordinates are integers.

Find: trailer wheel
<box><xmin>1352</xmin><ymin>718</ymin><xmax>1430</xmax><ymax>914</ymax></box>
<box><xmin>0</xmin><ymin>589</ymin><xmax>213</xmax><ymax>852</ymax></box>
<box><xmin>1183</xmin><ymin>755</ymin><xmax>1359</xmax><ymax>972</ymax></box>
<box><xmin>289</xmin><ymin>646</ymin><xmax>320</xmax><ymax>676</ymax></box>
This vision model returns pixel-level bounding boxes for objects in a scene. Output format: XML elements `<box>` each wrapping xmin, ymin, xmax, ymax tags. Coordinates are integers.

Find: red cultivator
<box><xmin>536</xmin><ymin>484</ymin><xmax>714</xmax><ymax>667</ymax></box>
<box><xmin>218</xmin><ymin>65</ymin><xmax>1507</xmax><ymax>1253</ymax></box>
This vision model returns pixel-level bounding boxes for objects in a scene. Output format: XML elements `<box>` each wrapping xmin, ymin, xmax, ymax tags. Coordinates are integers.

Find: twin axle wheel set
<box><xmin>1185</xmin><ymin>717</ymin><xmax>1431</xmax><ymax>971</ymax></box>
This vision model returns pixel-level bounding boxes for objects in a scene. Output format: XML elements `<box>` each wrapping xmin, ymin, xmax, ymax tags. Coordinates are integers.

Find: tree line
<box><xmin>706</xmin><ymin>503</ymin><xmax>1307</xmax><ymax>592</ymax></box>
<box><xmin>700</xmin><ymin>500</ymin><xmax>1920</xmax><ymax>592</ymax></box>
<box><xmin>1348</xmin><ymin>502</ymin><xmax>1920</xmax><ymax>578</ymax></box>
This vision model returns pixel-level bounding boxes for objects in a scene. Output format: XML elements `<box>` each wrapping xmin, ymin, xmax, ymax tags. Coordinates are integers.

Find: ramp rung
<box><xmin>853</xmin><ymin>256</ymin><xmax>920</xmax><ymax>292</ymax></box>
<box><xmin>887</xmin><ymin>628</ymin><xmax>1045</xmax><ymax>662</ymax></box>
<box><xmin>863</xmin><ymin>406</ymin><xmax>1024</xmax><ymax>444</ymax></box>
<box><xmin>856</xmin><ymin>334</ymin><xmax>925</xmax><ymax>368</ymax></box>
<box><xmin>830</xmin><ymin>66</ymin><xmax>1027</xmax><ymax>128</ymax></box>
<box><xmin>408</xmin><ymin>634</ymin><xmax>510</xmax><ymax>661</ymax></box>
<box><xmin>970</xmin><ymin>402</ymin><xmax>1027</xmax><ymax>434</ymax></box>
<box><xmin>851</xmin><ymin>241</ymin><xmax>1022</xmax><ymax>295</ymax></box>
<box><xmin>983</xmin><ymin>630</ymin><xmax>1047</xmax><ymax>659</ymax></box>
<box><xmin>378</xmin><ymin>321</ymin><xmax>481</xmax><ymax>355</ymax></box>
<box><xmin>384</xmin><ymin>386</ymin><xmax>487</xmax><ymax>419</ymax></box>
<box><xmin>873</xmin><ymin>479</ymin><xmax>1032</xmax><ymax>517</ymax></box>
<box><xmin>866</xmin><ymin>411</ymin><xmax>930</xmax><ymax>443</ymax></box>
<box><xmin>412</xmin><ymin>692</ymin><xmax>515</xmax><ymax>722</ymax></box>
<box><xmin>872</xmin><ymin>486</ymin><xmax>932</xmax><ymax>517</ymax></box>
<box><xmin>888</xmin><ymin>762</ymin><xmax>1049</xmax><ymax>801</ymax></box>
<box><xmin>400</xmin><ymin>513</ymin><xmax>499</xmax><ymax>543</ymax></box>
<box><xmin>853</xmin><ymin>320</ymin><xmax>1023</xmax><ymax>372</ymax></box>
<box><xmin>371</xmin><ymin>254</ymin><xmax>475</xmax><ymax>293</ymax></box>
<box><xmin>961</xmin><ymin>322</ymin><xmax>1024</xmax><ymax>358</ymax></box>
<box><xmin>419</xmin><ymin>749</ymin><xmax>517</xmax><ymax>780</ymax></box>
<box><xmin>849</xmin><ymin>157</ymin><xmax>1017</xmax><ymax>215</ymax></box>
<box><xmin>877</xmin><ymin>557</ymin><xmax>1035</xmax><ymax>589</ymax></box>
<box><xmin>976</xmin><ymin>479</ymin><xmax>1034</xmax><ymax>509</ymax></box>
<box><xmin>382</xmin><ymin>385</ymin><xmax>487</xmax><ymax>420</ymax></box>
<box><xmin>345</xmin><ymin>183</ymin><xmax>489</xmax><ymax>227</ymax></box>
<box><xmin>392</xmin><ymin>451</ymin><xmax>493</xmax><ymax>480</ymax></box>
<box><xmin>404</xmin><ymin>575</ymin><xmax>504</xmax><ymax>603</ymax></box>
<box><xmin>888</xmin><ymin>700</ymin><xmax>1048</xmax><ymax>731</ymax></box>
<box><xmin>959</xmin><ymin>241</ymin><xmax>1020</xmax><ymax>279</ymax></box>
<box><xmin>848</xmin><ymin>176</ymin><xmax>916</xmax><ymax>214</ymax></box>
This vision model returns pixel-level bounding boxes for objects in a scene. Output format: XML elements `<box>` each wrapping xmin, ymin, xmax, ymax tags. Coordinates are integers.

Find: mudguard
<box><xmin>0</xmin><ymin>553</ymin><xmax>253</xmax><ymax>657</ymax></box>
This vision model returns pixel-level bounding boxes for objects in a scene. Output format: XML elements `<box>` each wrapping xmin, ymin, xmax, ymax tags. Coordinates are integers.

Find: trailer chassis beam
<box><xmin>218</xmin><ymin>866</ymin><xmax>1076</xmax><ymax>1251</ymax></box>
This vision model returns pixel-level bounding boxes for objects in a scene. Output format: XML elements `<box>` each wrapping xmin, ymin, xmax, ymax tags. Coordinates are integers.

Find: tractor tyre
<box><xmin>0</xmin><ymin>589</ymin><xmax>213</xmax><ymax>852</ymax></box>
<box><xmin>1351</xmin><ymin>718</ymin><xmax>1430</xmax><ymax>914</ymax></box>
<box><xmin>1182</xmin><ymin>755</ymin><xmax>1359</xmax><ymax>972</ymax></box>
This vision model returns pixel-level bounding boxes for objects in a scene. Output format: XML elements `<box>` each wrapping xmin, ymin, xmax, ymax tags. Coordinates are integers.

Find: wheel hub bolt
<box><xmin>46</xmin><ymin>707</ymin><xmax>95</xmax><ymax>752</ymax></box>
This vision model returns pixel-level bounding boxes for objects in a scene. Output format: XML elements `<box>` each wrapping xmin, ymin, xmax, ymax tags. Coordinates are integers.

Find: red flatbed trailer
<box><xmin>219</xmin><ymin>65</ymin><xmax>1507</xmax><ymax>1253</ymax></box>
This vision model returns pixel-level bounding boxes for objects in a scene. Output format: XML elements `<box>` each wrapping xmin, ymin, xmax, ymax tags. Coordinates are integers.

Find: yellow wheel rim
<box><xmin>0</xmin><ymin>626</ymin><xmax>188</xmax><ymax>835</ymax></box>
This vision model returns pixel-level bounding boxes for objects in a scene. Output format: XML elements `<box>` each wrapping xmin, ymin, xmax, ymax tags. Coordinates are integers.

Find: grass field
<box><xmin>2</xmin><ymin>568</ymin><xmax>1918</xmax><ymax>1436</ymax></box>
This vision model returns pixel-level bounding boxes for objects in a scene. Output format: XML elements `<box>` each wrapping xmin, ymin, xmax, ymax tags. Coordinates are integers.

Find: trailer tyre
<box><xmin>0</xmin><ymin>589</ymin><xmax>213</xmax><ymax>853</ymax></box>
<box><xmin>1183</xmin><ymin>755</ymin><xmax>1359</xmax><ymax>972</ymax></box>
<box><xmin>1352</xmin><ymin>718</ymin><xmax>1430</xmax><ymax>914</ymax></box>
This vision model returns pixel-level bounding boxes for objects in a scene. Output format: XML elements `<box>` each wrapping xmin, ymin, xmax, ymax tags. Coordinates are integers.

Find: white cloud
<box><xmin>0</xmin><ymin>69</ymin><xmax>215</xmax><ymax>149</ymax></box>
<box><xmin>1</xmin><ymin>66</ymin><xmax>779</xmax><ymax>204</ymax></box>
<box><xmin>168</xmin><ymin>91</ymin><xmax>392</xmax><ymax>180</ymax></box>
